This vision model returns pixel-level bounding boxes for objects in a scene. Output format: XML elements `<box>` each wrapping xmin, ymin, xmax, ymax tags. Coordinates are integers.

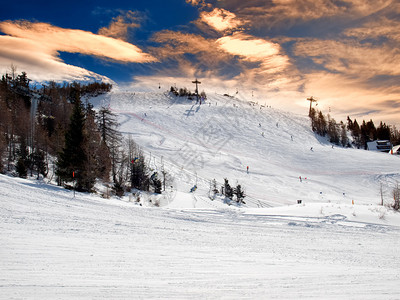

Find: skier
<box><xmin>247</xmin><ymin>166</ymin><xmax>249</xmax><ymax>174</ymax></box>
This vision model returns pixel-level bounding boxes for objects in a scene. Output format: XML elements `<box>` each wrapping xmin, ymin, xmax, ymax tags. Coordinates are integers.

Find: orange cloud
<box><xmin>98</xmin><ymin>10</ymin><xmax>141</xmax><ymax>41</ymax></box>
<box><xmin>199</xmin><ymin>8</ymin><xmax>245</xmax><ymax>32</ymax></box>
<box><xmin>0</xmin><ymin>20</ymin><xmax>157</xmax><ymax>82</ymax></box>
<box><xmin>150</xmin><ymin>30</ymin><xmax>230</xmax><ymax>67</ymax></box>
<box><xmin>211</xmin><ymin>0</ymin><xmax>393</xmax><ymax>29</ymax></box>
<box><xmin>294</xmin><ymin>39</ymin><xmax>400</xmax><ymax>77</ymax></box>
<box><xmin>217</xmin><ymin>33</ymin><xmax>280</xmax><ymax>61</ymax></box>
<box><xmin>0</xmin><ymin>35</ymin><xmax>110</xmax><ymax>82</ymax></box>
<box><xmin>0</xmin><ymin>21</ymin><xmax>156</xmax><ymax>63</ymax></box>
<box><xmin>344</xmin><ymin>16</ymin><xmax>400</xmax><ymax>43</ymax></box>
<box><xmin>216</xmin><ymin>33</ymin><xmax>291</xmax><ymax>76</ymax></box>
<box><xmin>186</xmin><ymin>0</ymin><xmax>201</xmax><ymax>5</ymax></box>
<box><xmin>185</xmin><ymin>0</ymin><xmax>212</xmax><ymax>8</ymax></box>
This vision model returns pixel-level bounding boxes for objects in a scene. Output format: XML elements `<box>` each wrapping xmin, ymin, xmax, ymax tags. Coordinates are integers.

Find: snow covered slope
<box><xmin>1</xmin><ymin>174</ymin><xmax>400</xmax><ymax>299</ymax></box>
<box><xmin>91</xmin><ymin>91</ymin><xmax>400</xmax><ymax>208</ymax></box>
<box><xmin>2</xmin><ymin>91</ymin><xmax>400</xmax><ymax>298</ymax></box>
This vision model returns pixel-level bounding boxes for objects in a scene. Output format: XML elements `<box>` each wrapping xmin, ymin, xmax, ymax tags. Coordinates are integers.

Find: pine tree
<box><xmin>112</xmin><ymin>147</ymin><xmax>129</xmax><ymax>197</ymax></box>
<box><xmin>316</xmin><ymin>111</ymin><xmax>327</xmax><ymax>136</ymax></box>
<box><xmin>340</xmin><ymin>122</ymin><xmax>348</xmax><ymax>147</ymax></box>
<box><xmin>153</xmin><ymin>178</ymin><xmax>162</xmax><ymax>194</ymax></box>
<box><xmin>376</xmin><ymin>121</ymin><xmax>391</xmax><ymax>141</ymax></box>
<box><xmin>327</xmin><ymin>115</ymin><xmax>339</xmax><ymax>145</ymax></box>
<box><xmin>234</xmin><ymin>184</ymin><xmax>245</xmax><ymax>204</ymax></box>
<box><xmin>346</xmin><ymin>116</ymin><xmax>353</xmax><ymax>131</ymax></box>
<box><xmin>351</xmin><ymin>119</ymin><xmax>361</xmax><ymax>148</ymax></box>
<box><xmin>30</xmin><ymin>149</ymin><xmax>47</xmax><ymax>179</ymax></box>
<box><xmin>211</xmin><ymin>179</ymin><xmax>218</xmax><ymax>198</ymax></box>
<box><xmin>360</xmin><ymin>120</ymin><xmax>370</xmax><ymax>149</ymax></box>
<box><xmin>81</xmin><ymin>103</ymin><xmax>102</xmax><ymax>191</ymax></box>
<box><xmin>390</xmin><ymin>126</ymin><xmax>400</xmax><ymax>145</ymax></box>
<box><xmin>97</xmin><ymin>140</ymin><xmax>112</xmax><ymax>182</ymax></box>
<box><xmin>366</xmin><ymin>120</ymin><xmax>377</xmax><ymax>141</ymax></box>
<box><xmin>56</xmin><ymin>97</ymin><xmax>87</xmax><ymax>190</ymax></box>
<box><xmin>15</xmin><ymin>138</ymin><xmax>28</xmax><ymax>178</ymax></box>
<box><xmin>130</xmin><ymin>152</ymin><xmax>149</xmax><ymax>191</ymax></box>
<box><xmin>96</xmin><ymin>106</ymin><xmax>120</xmax><ymax>145</ymax></box>
<box><xmin>96</xmin><ymin>106</ymin><xmax>121</xmax><ymax>184</ymax></box>
<box><xmin>309</xmin><ymin>108</ymin><xmax>317</xmax><ymax>132</ymax></box>
<box><xmin>223</xmin><ymin>178</ymin><xmax>233</xmax><ymax>199</ymax></box>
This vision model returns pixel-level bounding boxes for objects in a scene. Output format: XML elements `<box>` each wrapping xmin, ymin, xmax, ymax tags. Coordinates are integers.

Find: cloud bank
<box><xmin>0</xmin><ymin>20</ymin><xmax>156</xmax><ymax>82</ymax></box>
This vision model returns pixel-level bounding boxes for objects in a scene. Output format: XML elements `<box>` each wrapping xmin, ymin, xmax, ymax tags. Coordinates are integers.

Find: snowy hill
<box><xmin>90</xmin><ymin>90</ymin><xmax>400</xmax><ymax>208</ymax></box>
<box><xmin>2</xmin><ymin>90</ymin><xmax>400</xmax><ymax>298</ymax></box>
<box><xmin>1</xmin><ymin>173</ymin><xmax>400</xmax><ymax>298</ymax></box>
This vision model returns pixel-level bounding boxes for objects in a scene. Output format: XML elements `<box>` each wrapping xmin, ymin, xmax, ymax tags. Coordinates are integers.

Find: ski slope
<box><xmin>91</xmin><ymin>91</ymin><xmax>400</xmax><ymax>208</ymax></box>
<box><xmin>1</xmin><ymin>174</ymin><xmax>400</xmax><ymax>299</ymax></box>
<box><xmin>2</xmin><ymin>90</ymin><xmax>400</xmax><ymax>298</ymax></box>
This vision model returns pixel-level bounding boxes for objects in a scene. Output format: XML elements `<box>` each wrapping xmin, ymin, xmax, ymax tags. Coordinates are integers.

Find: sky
<box><xmin>1</xmin><ymin>0</ymin><xmax>400</xmax><ymax>126</ymax></box>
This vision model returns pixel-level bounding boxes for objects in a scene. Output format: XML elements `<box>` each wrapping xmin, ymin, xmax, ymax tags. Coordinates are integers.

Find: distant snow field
<box><xmin>1</xmin><ymin>91</ymin><xmax>400</xmax><ymax>298</ymax></box>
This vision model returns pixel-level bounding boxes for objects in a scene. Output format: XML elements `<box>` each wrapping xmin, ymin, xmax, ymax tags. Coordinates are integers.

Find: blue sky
<box><xmin>1</xmin><ymin>0</ymin><xmax>400</xmax><ymax>126</ymax></box>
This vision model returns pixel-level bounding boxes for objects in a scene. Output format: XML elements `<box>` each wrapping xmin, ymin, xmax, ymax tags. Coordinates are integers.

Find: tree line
<box><xmin>170</xmin><ymin>86</ymin><xmax>207</xmax><ymax>100</ymax></box>
<box><xmin>309</xmin><ymin>108</ymin><xmax>400</xmax><ymax>149</ymax></box>
<box><xmin>0</xmin><ymin>71</ymin><xmax>164</xmax><ymax>196</ymax></box>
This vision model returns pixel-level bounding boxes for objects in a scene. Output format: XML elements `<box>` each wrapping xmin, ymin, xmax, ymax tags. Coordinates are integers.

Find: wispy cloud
<box><xmin>217</xmin><ymin>33</ymin><xmax>281</xmax><ymax>62</ymax></box>
<box><xmin>198</xmin><ymin>8</ymin><xmax>245</xmax><ymax>32</ymax></box>
<box><xmin>344</xmin><ymin>6</ymin><xmax>400</xmax><ymax>43</ymax></box>
<box><xmin>150</xmin><ymin>30</ymin><xmax>296</xmax><ymax>82</ymax></box>
<box><xmin>150</xmin><ymin>30</ymin><xmax>231</xmax><ymax>72</ymax></box>
<box><xmin>216</xmin><ymin>32</ymin><xmax>296</xmax><ymax>87</ymax></box>
<box><xmin>294</xmin><ymin>39</ymin><xmax>400</xmax><ymax>78</ymax></box>
<box><xmin>185</xmin><ymin>0</ymin><xmax>212</xmax><ymax>8</ymax></box>
<box><xmin>98</xmin><ymin>10</ymin><xmax>142</xmax><ymax>41</ymax></box>
<box><xmin>211</xmin><ymin>0</ymin><xmax>393</xmax><ymax>29</ymax></box>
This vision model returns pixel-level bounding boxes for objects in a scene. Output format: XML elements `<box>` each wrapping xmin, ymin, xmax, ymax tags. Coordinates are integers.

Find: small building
<box><xmin>390</xmin><ymin>145</ymin><xmax>400</xmax><ymax>155</ymax></box>
<box><xmin>367</xmin><ymin>140</ymin><xmax>392</xmax><ymax>153</ymax></box>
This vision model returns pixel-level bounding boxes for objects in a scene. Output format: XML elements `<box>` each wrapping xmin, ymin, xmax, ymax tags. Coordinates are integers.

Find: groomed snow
<box><xmin>1</xmin><ymin>174</ymin><xmax>400</xmax><ymax>299</ymax></box>
<box><xmin>1</xmin><ymin>91</ymin><xmax>400</xmax><ymax>298</ymax></box>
